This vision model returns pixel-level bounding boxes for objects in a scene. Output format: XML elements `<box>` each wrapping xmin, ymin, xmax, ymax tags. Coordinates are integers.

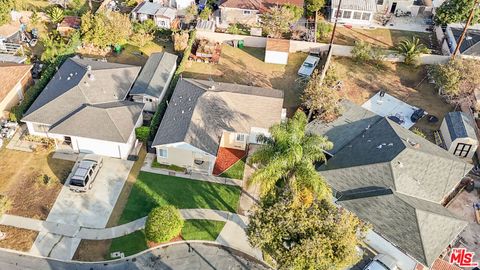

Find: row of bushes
<box><xmin>148</xmin><ymin>30</ymin><xmax>197</xmax><ymax>141</ymax></box>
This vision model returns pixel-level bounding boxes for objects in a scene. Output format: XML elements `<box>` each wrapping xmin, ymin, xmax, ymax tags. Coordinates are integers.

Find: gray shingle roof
<box><xmin>312</xmin><ymin>101</ymin><xmax>471</xmax><ymax>267</ymax></box>
<box><xmin>22</xmin><ymin>57</ymin><xmax>142</xmax><ymax>143</ymax></box>
<box><xmin>445</xmin><ymin>111</ymin><xmax>477</xmax><ymax>141</ymax></box>
<box><xmin>133</xmin><ymin>2</ymin><xmax>177</xmax><ymax>19</ymax></box>
<box><xmin>307</xmin><ymin>100</ymin><xmax>382</xmax><ymax>154</ymax></box>
<box><xmin>450</xmin><ymin>27</ymin><xmax>480</xmax><ymax>56</ymax></box>
<box><xmin>152</xmin><ymin>78</ymin><xmax>284</xmax><ymax>155</ymax></box>
<box><xmin>337</xmin><ymin>190</ymin><xmax>467</xmax><ymax>267</ymax></box>
<box><xmin>130</xmin><ymin>52</ymin><xmax>178</xmax><ymax>98</ymax></box>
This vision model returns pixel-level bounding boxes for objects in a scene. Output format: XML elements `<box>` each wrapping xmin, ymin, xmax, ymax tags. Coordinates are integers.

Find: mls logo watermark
<box><xmin>449</xmin><ymin>248</ymin><xmax>478</xmax><ymax>267</ymax></box>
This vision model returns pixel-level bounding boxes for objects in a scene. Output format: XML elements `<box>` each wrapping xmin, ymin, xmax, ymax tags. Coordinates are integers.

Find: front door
<box><xmin>390</xmin><ymin>2</ymin><xmax>397</xmax><ymax>13</ymax></box>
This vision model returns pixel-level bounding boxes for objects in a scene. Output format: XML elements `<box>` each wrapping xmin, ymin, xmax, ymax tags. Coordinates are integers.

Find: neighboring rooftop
<box><xmin>152</xmin><ymin>78</ymin><xmax>284</xmax><ymax>155</ymax></box>
<box><xmin>444</xmin><ymin>111</ymin><xmax>477</xmax><ymax>141</ymax></box>
<box><xmin>449</xmin><ymin>26</ymin><xmax>480</xmax><ymax>56</ymax></box>
<box><xmin>22</xmin><ymin>57</ymin><xmax>143</xmax><ymax>143</ymax></box>
<box><xmin>312</xmin><ymin>101</ymin><xmax>471</xmax><ymax>267</ymax></box>
<box><xmin>0</xmin><ymin>63</ymin><xmax>32</xmax><ymax>103</ymax></box>
<box><xmin>219</xmin><ymin>0</ymin><xmax>304</xmax><ymax>12</ymax></box>
<box><xmin>332</xmin><ymin>0</ymin><xmax>376</xmax><ymax>12</ymax></box>
<box><xmin>133</xmin><ymin>1</ymin><xmax>177</xmax><ymax>19</ymax></box>
<box><xmin>130</xmin><ymin>52</ymin><xmax>178</xmax><ymax>98</ymax></box>
<box><xmin>58</xmin><ymin>16</ymin><xmax>81</xmax><ymax>29</ymax></box>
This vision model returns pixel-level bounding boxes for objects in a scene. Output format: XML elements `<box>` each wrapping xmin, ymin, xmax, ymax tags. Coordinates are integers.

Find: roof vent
<box><xmin>181</xmin><ymin>110</ymin><xmax>184</xmax><ymax>114</ymax></box>
<box><xmin>67</xmin><ymin>77</ymin><xmax>71</xmax><ymax>81</ymax></box>
<box><xmin>70</xmin><ymin>73</ymin><xmax>73</xmax><ymax>77</ymax></box>
<box><xmin>406</xmin><ymin>138</ymin><xmax>420</xmax><ymax>148</ymax></box>
<box><xmin>88</xmin><ymin>73</ymin><xmax>95</xmax><ymax>81</ymax></box>
<box><xmin>397</xmin><ymin>161</ymin><xmax>404</xmax><ymax>168</ymax></box>
<box><xmin>209</xmin><ymin>85</ymin><xmax>216</xmax><ymax>90</ymax></box>
<box><xmin>466</xmin><ymin>35</ymin><xmax>473</xmax><ymax>40</ymax></box>
<box><xmin>86</xmin><ymin>65</ymin><xmax>92</xmax><ymax>71</ymax></box>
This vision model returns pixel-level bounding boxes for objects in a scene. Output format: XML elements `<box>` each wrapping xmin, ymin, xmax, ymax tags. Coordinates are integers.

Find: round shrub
<box><xmin>145</xmin><ymin>205</ymin><xmax>184</xmax><ymax>243</ymax></box>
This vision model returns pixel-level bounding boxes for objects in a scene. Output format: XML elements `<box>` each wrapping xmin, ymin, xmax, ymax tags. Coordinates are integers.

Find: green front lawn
<box><xmin>118</xmin><ymin>172</ymin><xmax>241</xmax><ymax>224</ymax></box>
<box><xmin>219</xmin><ymin>158</ymin><xmax>246</xmax><ymax>180</ymax></box>
<box><xmin>151</xmin><ymin>159</ymin><xmax>185</xmax><ymax>172</ymax></box>
<box><xmin>108</xmin><ymin>220</ymin><xmax>225</xmax><ymax>259</ymax></box>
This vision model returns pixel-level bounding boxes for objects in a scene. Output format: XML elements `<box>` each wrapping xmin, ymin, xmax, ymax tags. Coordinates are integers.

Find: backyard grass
<box><xmin>118</xmin><ymin>172</ymin><xmax>241</xmax><ymax>224</ymax></box>
<box><xmin>219</xmin><ymin>158</ymin><xmax>246</xmax><ymax>180</ymax></box>
<box><xmin>108</xmin><ymin>220</ymin><xmax>225</xmax><ymax>258</ymax></box>
<box><xmin>0</xmin><ymin>225</ymin><xmax>38</xmax><ymax>252</ymax></box>
<box><xmin>0</xmin><ymin>149</ymin><xmax>74</xmax><ymax>220</ymax></box>
<box><xmin>320</xmin><ymin>27</ymin><xmax>434</xmax><ymax>49</ymax></box>
<box><xmin>151</xmin><ymin>159</ymin><xmax>185</xmax><ymax>172</ymax></box>
<box><xmin>104</xmin><ymin>40</ymin><xmax>174</xmax><ymax>66</ymax></box>
<box><xmin>183</xmin><ymin>45</ymin><xmax>307</xmax><ymax>114</ymax></box>
<box><xmin>333</xmin><ymin>56</ymin><xmax>453</xmax><ymax>140</ymax></box>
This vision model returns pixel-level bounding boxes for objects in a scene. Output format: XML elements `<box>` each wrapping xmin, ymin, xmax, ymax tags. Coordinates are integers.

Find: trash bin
<box><xmin>238</xmin><ymin>40</ymin><xmax>244</xmax><ymax>48</ymax></box>
<box><xmin>113</xmin><ymin>44</ymin><xmax>122</xmax><ymax>53</ymax></box>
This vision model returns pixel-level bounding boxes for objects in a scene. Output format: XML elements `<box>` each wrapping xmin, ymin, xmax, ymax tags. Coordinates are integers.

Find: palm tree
<box><xmin>48</xmin><ymin>6</ymin><xmax>65</xmax><ymax>24</ymax></box>
<box><xmin>247</xmin><ymin>110</ymin><xmax>333</xmax><ymax>199</ymax></box>
<box><xmin>395</xmin><ymin>36</ymin><xmax>430</xmax><ymax>66</ymax></box>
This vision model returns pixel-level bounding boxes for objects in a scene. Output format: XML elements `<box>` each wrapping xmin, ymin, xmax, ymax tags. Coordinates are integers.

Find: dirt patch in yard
<box><xmin>73</xmin><ymin>147</ymin><xmax>147</xmax><ymax>261</ymax></box>
<box><xmin>334</xmin><ymin>57</ymin><xmax>453</xmax><ymax>139</ymax></box>
<box><xmin>183</xmin><ymin>45</ymin><xmax>307</xmax><ymax>115</ymax></box>
<box><xmin>0</xmin><ymin>149</ymin><xmax>74</xmax><ymax>220</ymax></box>
<box><xmin>0</xmin><ymin>225</ymin><xmax>38</xmax><ymax>252</ymax></box>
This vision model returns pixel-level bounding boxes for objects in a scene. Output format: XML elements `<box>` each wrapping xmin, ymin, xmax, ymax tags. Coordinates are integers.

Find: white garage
<box><xmin>265</xmin><ymin>38</ymin><xmax>290</xmax><ymax>65</ymax></box>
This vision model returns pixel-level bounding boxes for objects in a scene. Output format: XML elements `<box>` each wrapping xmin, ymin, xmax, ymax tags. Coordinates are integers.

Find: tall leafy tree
<box><xmin>283</xmin><ymin>3</ymin><xmax>303</xmax><ymax>21</ymax></box>
<box><xmin>435</xmin><ymin>0</ymin><xmax>480</xmax><ymax>25</ymax></box>
<box><xmin>248</xmin><ymin>110</ymin><xmax>333</xmax><ymax>199</ymax></box>
<box><xmin>305</xmin><ymin>0</ymin><xmax>326</xmax><ymax>14</ymax></box>
<box><xmin>260</xmin><ymin>5</ymin><xmax>296</xmax><ymax>38</ymax></box>
<box><xmin>395</xmin><ymin>36</ymin><xmax>430</xmax><ymax>66</ymax></box>
<box><xmin>248</xmin><ymin>193</ymin><xmax>367</xmax><ymax>270</ymax></box>
<box><xmin>0</xmin><ymin>0</ymin><xmax>14</xmax><ymax>25</ymax></box>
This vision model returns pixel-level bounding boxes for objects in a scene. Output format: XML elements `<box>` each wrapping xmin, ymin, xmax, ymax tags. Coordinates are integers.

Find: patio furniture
<box><xmin>388</xmin><ymin>115</ymin><xmax>404</xmax><ymax>125</ymax></box>
<box><xmin>427</xmin><ymin>115</ymin><xmax>438</xmax><ymax>123</ymax></box>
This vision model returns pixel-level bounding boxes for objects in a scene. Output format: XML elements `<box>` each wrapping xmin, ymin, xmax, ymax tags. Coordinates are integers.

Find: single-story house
<box><xmin>440</xmin><ymin>111</ymin><xmax>478</xmax><ymax>159</ymax></box>
<box><xmin>157</xmin><ymin>0</ymin><xmax>195</xmax><ymax>10</ymax></box>
<box><xmin>331</xmin><ymin>0</ymin><xmax>376</xmax><ymax>25</ymax></box>
<box><xmin>22</xmin><ymin>57</ymin><xmax>144</xmax><ymax>159</ymax></box>
<box><xmin>265</xmin><ymin>38</ymin><xmax>290</xmax><ymax>65</ymax></box>
<box><xmin>57</xmin><ymin>16</ymin><xmax>81</xmax><ymax>37</ymax></box>
<box><xmin>152</xmin><ymin>78</ymin><xmax>284</xmax><ymax>175</ymax></box>
<box><xmin>445</xmin><ymin>24</ymin><xmax>480</xmax><ymax>57</ymax></box>
<box><xmin>0</xmin><ymin>63</ymin><xmax>32</xmax><ymax>117</ymax></box>
<box><xmin>129</xmin><ymin>52</ymin><xmax>178</xmax><ymax>113</ymax></box>
<box><xmin>218</xmin><ymin>0</ymin><xmax>304</xmax><ymax>26</ymax></box>
<box><xmin>308</xmin><ymin>100</ymin><xmax>471</xmax><ymax>269</ymax></box>
<box><xmin>131</xmin><ymin>2</ymin><xmax>177</xmax><ymax>29</ymax></box>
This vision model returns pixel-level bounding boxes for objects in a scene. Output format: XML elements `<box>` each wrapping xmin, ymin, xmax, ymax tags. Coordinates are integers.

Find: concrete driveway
<box><xmin>30</xmin><ymin>156</ymin><xmax>133</xmax><ymax>259</ymax></box>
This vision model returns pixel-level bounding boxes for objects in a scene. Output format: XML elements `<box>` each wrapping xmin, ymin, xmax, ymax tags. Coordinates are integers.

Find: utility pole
<box><xmin>452</xmin><ymin>0</ymin><xmax>479</xmax><ymax>58</ymax></box>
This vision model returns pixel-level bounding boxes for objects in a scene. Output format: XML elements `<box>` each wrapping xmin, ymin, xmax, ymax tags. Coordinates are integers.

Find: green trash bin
<box><xmin>238</xmin><ymin>40</ymin><xmax>244</xmax><ymax>49</ymax></box>
<box><xmin>113</xmin><ymin>44</ymin><xmax>122</xmax><ymax>53</ymax></box>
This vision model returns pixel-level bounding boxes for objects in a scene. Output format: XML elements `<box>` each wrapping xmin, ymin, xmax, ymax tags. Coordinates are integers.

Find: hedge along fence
<box><xmin>148</xmin><ymin>30</ymin><xmax>197</xmax><ymax>141</ymax></box>
<box><xmin>11</xmin><ymin>32</ymin><xmax>81</xmax><ymax>122</ymax></box>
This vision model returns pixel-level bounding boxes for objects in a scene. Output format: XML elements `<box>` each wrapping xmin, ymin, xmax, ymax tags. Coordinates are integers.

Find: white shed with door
<box><xmin>264</xmin><ymin>38</ymin><xmax>290</xmax><ymax>65</ymax></box>
<box><xmin>440</xmin><ymin>111</ymin><xmax>478</xmax><ymax>159</ymax></box>
<box><xmin>331</xmin><ymin>0</ymin><xmax>376</xmax><ymax>25</ymax></box>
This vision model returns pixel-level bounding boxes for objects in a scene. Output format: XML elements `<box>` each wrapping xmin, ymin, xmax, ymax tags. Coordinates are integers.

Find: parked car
<box><xmin>69</xmin><ymin>154</ymin><xmax>103</xmax><ymax>192</ymax></box>
<box><xmin>363</xmin><ymin>254</ymin><xmax>398</xmax><ymax>270</ymax></box>
<box><xmin>410</xmin><ymin>108</ymin><xmax>426</xmax><ymax>123</ymax></box>
<box><xmin>298</xmin><ymin>55</ymin><xmax>320</xmax><ymax>77</ymax></box>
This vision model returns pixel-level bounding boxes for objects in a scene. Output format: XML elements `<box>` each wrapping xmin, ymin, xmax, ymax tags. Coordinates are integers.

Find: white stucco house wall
<box><xmin>440</xmin><ymin>111</ymin><xmax>479</xmax><ymax>159</ymax></box>
<box><xmin>22</xmin><ymin>57</ymin><xmax>144</xmax><ymax>160</ymax></box>
<box><xmin>152</xmin><ymin>78</ymin><xmax>284</xmax><ymax>175</ymax></box>
<box><xmin>129</xmin><ymin>52</ymin><xmax>178</xmax><ymax>113</ymax></box>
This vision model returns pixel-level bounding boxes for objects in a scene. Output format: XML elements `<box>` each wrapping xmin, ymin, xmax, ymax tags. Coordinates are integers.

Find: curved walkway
<box><xmin>0</xmin><ymin>241</ymin><xmax>271</xmax><ymax>270</ymax></box>
<box><xmin>0</xmin><ymin>209</ymin><xmax>244</xmax><ymax>240</ymax></box>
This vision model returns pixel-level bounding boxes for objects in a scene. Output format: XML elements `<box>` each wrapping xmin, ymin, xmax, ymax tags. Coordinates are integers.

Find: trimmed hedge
<box><xmin>145</xmin><ymin>205</ymin><xmax>184</xmax><ymax>243</ymax></box>
<box><xmin>148</xmin><ymin>30</ymin><xmax>197</xmax><ymax>140</ymax></box>
<box><xmin>135</xmin><ymin>126</ymin><xmax>150</xmax><ymax>142</ymax></box>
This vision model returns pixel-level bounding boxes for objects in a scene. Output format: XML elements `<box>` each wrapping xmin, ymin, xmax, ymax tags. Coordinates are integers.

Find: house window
<box><xmin>159</xmin><ymin>20</ymin><xmax>166</xmax><ymax>27</ymax></box>
<box><xmin>453</xmin><ymin>143</ymin><xmax>472</xmax><ymax>157</ymax></box>
<box><xmin>243</xmin><ymin>10</ymin><xmax>252</xmax><ymax>15</ymax></box>
<box><xmin>362</xmin><ymin>12</ymin><xmax>371</xmax><ymax>20</ymax></box>
<box><xmin>377</xmin><ymin>0</ymin><xmax>384</xmax><ymax>4</ymax></box>
<box><xmin>353</xmin><ymin>12</ymin><xmax>362</xmax><ymax>20</ymax></box>
<box><xmin>235</xmin><ymin>133</ymin><xmax>245</xmax><ymax>142</ymax></box>
<box><xmin>342</xmin><ymin>11</ymin><xmax>352</xmax><ymax>19</ymax></box>
<box><xmin>158</xmin><ymin>148</ymin><xmax>168</xmax><ymax>158</ymax></box>
<box><xmin>334</xmin><ymin>9</ymin><xmax>343</xmax><ymax>18</ymax></box>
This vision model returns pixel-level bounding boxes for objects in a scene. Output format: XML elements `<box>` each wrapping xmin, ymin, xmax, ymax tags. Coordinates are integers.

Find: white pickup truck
<box><xmin>68</xmin><ymin>154</ymin><xmax>103</xmax><ymax>193</ymax></box>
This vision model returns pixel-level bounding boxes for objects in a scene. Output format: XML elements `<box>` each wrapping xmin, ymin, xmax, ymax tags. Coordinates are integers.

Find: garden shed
<box><xmin>440</xmin><ymin>111</ymin><xmax>478</xmax><ymax>159</ymax></box>
<box><xmin>264</xmin><ymin>38</ymin><xmax>290</xmax><ymax>65</ymax></box>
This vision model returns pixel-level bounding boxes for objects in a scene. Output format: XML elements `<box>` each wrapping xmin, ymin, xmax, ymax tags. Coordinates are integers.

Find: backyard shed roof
<box><xmin>22</xmin><ymin>57</ymin><xmax>143</xmax><ymax>143</ymax></box>
<box><xmin>332</xmin><ymin>0</ymin><xmax>376</xmax><ymax>12</ymax></box>
<box><xmin>266</xmin><ymin>38</ymin><xmax>290</xmax><ymax>52</ymax></box>
<box><xmin>130</xmin><ymin>52</ymin><xmax>178</xmax><ymax>98</ymax></box>
<box><xmin>449</xmin><ymin>27</ymin><xmax>480</xmax><ymax>56</ymax></box>
<box><xmin>312</xmin><ymin>101</ymin><xmax>471</xmax><ymax>267</ymax></box>
<box><xmin>444</xmin><ymin>111</ymin><xmax>477</xmax><ymax>142</ymax></box>
<box><xmin>152</xmin><ymin>78</ymin><xmax>284</xmax><ymax>155</ymax></box>
<box><xmin>133</xmin><ymin>2</ymin><xmax>177</xmax><ymax>19</ymax></box>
